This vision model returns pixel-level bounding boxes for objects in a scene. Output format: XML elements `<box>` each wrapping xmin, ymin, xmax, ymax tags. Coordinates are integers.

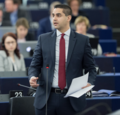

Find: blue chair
<box><xmin>99</xmin><ymin>40</ymin><xmax>117</xmax><ymax>53</ymax></box>
<box><xmin>81</xmin><ymin>8</ymin><xmax>110</xmax><ymax>26</ymax></box>
<box><xmin>87</xmin><ymin>27</ymin><xmax>113</xmax><ymax>40</ymax></box>
<box><xmin>94</xmin><ymin>0</ymin><xmax>106</xmax><ymax>7</ymax></box>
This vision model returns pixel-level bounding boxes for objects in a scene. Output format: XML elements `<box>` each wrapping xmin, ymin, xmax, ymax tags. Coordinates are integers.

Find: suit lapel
<box><xmin>66</xmin><ymin>30</ymin><xmax>76</xmax><ymax>69</ymax></box>
<box><xmin>50</xmin><ymin>30</ymin><xmax>56</xmax><ymax>66</ymax></box>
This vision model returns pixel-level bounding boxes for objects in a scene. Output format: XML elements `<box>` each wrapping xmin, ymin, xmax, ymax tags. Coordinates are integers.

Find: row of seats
<box><xmin>24</xmin><ymin>56</ymin><xmax>120</xmax><ymax>72</ymax></box>
<box><xmin>0</xmin><ymin>73</ymin><xmax>120</xmax><ymax>95</ymax></box>
<box><xmin>0</xmin><ymin>0</ymin><xmax>106</xmax><ymax>7</ymax></box>
<box><xmin>26</xmin><ymin>8</ymin><xmax>110</xmax><ymax>25</ymax></box>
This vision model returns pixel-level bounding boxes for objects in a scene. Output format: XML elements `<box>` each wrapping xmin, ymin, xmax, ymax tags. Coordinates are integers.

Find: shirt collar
<box><xmin>11</xmin><ymin>10</ymin><xmax>17</xmax><ymax>16</ymax></box>
<box><xmin>57</xmin><ymin>28</ymin><xmax>71</xmax><ymax>37</ymax></box>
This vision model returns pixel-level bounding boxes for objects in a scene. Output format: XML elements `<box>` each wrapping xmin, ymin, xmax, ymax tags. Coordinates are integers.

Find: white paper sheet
<box><xmin>64</xmin><ymin>73</ymin><xmax>94</xmax><ymax>98</ymax></box>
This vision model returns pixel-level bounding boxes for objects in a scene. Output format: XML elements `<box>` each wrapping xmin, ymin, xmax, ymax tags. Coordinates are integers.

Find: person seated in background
<box><xmin>37</xmin><ymin>1</ymin><xmax>61</xmax><ymax>36</ymax></box>
<box><xmin>75</xmin><ymin>16</ymin><xmax>103</xmax><ymax>56</ymax></box>
<box><xmin>0</xmin><ymin>7</ymin><xmax>11</xmax><ymax>26</ymax></box>
<box><xmin>0</xmin><ymin>7</ymin><xmax>3</xmax><ymax>26</ymax></box>
<box><xmin>16</xmin><ymin>18</ymin><xmax>35</xmax><ymax>42</ymax></box>
<box><xmin>0</xmin><ymin>32</ymin><xmax>26</xmax><ymax>71</ymax></box>
<box><xmin>67</xmin><ymin>0</ymin><xmax>88</xmax><ymax>25</ymax></box>
<box><xmin>3</xmin><ymin>0</ymin><xmax>31</xmax><ymax>26</ymax></box>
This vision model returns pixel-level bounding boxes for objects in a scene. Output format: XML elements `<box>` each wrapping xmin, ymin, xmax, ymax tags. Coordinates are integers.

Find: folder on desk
<box><xmin>92</xmin><ymin>89</ymin><xmax>120</xmax><ymax>97</ymax></box>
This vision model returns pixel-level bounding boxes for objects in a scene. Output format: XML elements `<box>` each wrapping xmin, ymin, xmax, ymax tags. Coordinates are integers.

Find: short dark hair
<box><xmin>54</xmin><ymin>4</ymin><xmax>72</xmax><ymax>16</ymax></box>
<box><xmin>12</xmin><ymin>0</ymin><xmax>21</xmax><ymax>5</ymax></box>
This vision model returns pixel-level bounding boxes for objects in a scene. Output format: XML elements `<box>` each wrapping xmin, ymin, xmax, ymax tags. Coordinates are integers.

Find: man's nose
<box><xmin>53</xmin><ymin>16</ymin><xmax>57</xmax><ymax>21</ymax></box>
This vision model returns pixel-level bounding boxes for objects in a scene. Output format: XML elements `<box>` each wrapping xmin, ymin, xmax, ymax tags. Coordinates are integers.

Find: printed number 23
<box><xmin>15</xmin><ymin>92</ymin><xmax>22</xmax><ymax>97</ymax></box>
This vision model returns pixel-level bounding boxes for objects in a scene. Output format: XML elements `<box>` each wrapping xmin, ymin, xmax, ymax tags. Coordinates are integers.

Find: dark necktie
<box><xmin>58</xmin><ymin>33</ymin><xmax>66</xmax><ymax>90</ymax></box>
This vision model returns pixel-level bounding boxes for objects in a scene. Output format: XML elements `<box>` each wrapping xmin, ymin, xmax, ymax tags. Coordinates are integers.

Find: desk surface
<box><xmin>87</xmin><ymin>97</ymin><xmax>120</xmax><ymax>100</ymax></box>
<box><xmin>1</xmin><ymin>96</ymin><xmax>120</xmax><ymax>102</ymax></box>
<box><xmin>94</xmin><ymin>55</ymin><xmax>120</xmax><ymax>58</ymax></box>
<box><xmin>98</xmin><ymin>73</ymin><xmax>120</xmax><ymax>77</ymax></box>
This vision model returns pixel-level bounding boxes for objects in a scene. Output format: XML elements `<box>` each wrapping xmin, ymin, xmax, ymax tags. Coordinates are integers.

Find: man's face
<box><xmin>0</xmin><ymin>10</ymin><xmax>3</xmax><ymax>23</ymax></box>
<box><xmin>70</xmin><ymin>0</ymin><xmax>79</xmax><ymax>12</ymax></box>
<box><xmin>52</xmin><ymin>8</ymin><xmax>70</xmax><ymax>30</ymax></box>
<box><xmin>5</xmin><ymin>0</ymin><xmax>15</xmax><ymax>12</ymax></box>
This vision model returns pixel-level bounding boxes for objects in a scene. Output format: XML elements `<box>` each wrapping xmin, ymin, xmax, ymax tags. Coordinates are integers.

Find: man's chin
<box><xmin>54</xmin><ymin>26</ymin><xmax>58</xmax><ymax>29</ymax></box>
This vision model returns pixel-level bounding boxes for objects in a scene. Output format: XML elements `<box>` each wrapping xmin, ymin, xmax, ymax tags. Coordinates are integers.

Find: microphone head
<box><xmin>17</xmin><ymin>83</ymin><xmax>20</xmax><ymax>86</ymax></box>
<box><xmin>46</xmin><ymin>64</ymin><xmax>49</xmax><ymax>69</ymax></box>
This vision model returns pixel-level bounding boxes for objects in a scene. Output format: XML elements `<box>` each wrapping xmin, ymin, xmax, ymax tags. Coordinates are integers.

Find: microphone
<box><xmin>17</xmin><ymin>83</ymin><xmax>37</xmax><ymax>91</ymax></box>
<box><xmin>46</xmin><ymin>64</ymin><xmax>49</xmax><ymax>115</ymax></box>
<box><xmin>113</xmin><ymin>67</ymin><xmax>115</xmax><ymax>75</ymax></box>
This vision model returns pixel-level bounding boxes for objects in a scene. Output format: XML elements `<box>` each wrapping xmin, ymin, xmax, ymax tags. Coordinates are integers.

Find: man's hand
<box><xmin>82</xmin><ymin>83</ymin><xmax>91</xmax><ymax>89</ymax></box>
<box><xmin>29</xmin><ymin>77</ymin><xmax>39</xmax><ymax>88</ymax></box>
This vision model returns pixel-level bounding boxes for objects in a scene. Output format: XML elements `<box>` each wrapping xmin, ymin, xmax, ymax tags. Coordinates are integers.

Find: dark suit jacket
<box><xmin>0</xmin><ymin>21</ymin><xmax>12</xmax><ymax>26</ymax></box>
<box><xmin>37</xmin><ymin>17</ymin><xmax>52</xmax><ymax>37</ymax></box>
<box><xmin>2</xmin><ymin>8</ymin><xmax>31</xmax><ymax>26</ymax></box>
<box><xmin>28</xmin><ymin>30</ymin><xmax>96</xmax><ymax>112</ymax></box>
<box><xmin>26</xmin><ymin>33</ymin><xmax>35</xmax><ymax>41</ymax></box>
<box><xmin>71</xmin><ymin>10</ymin><xmax>88</xmax><ymax>24</ymax></box>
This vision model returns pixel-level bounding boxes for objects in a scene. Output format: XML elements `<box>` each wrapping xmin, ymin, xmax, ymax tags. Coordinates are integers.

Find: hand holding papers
<box><xmin>64</xmin><ymin>73</ymin><xmax>94</xmax><ymax>98</ymax></box>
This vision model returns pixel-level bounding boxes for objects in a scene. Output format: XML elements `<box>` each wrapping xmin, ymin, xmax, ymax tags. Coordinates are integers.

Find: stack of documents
<box><xmin>92</xmin><ymin>89</ymin><xmax>120</xmax><ymax>97</ymax></box>
<box><xmin>64</xmin><ymin>73</ymin><xmax>94</xmax><ymax>98</ymax></box>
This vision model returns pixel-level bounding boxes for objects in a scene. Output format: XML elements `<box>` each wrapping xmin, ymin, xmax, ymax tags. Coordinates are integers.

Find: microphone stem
<box><xmin>46</xmin><ymin>69</ymin><xmax>48</xmax><ymax>115</ymax></box>
<box><xmin>19</xmin><ymin>84</ymin><xmax>36</xmax><ymax>90</ymax></box>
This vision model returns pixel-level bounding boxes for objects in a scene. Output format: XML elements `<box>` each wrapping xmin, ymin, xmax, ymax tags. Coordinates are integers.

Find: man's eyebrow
<box><xmin>52</xmin><ymin>13</ymin><xmax>62</xmax><ymax>15</ymax></box>
<box><xmin>56</xmin><ymin>13</ymin><xmax>61</xmax><ymax>15</ymax></box>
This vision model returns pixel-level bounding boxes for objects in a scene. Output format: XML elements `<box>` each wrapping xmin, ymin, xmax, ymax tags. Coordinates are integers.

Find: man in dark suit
<box><xmin>29</xmin><ymin>4</ymin><xmax>96</xmax><ymax>115</ymax></box>
<box><xmin>0</xmin><ymin>7</ymin><xmax>3</xmax><ymax>26</ymax></box>
<box><xmin>37</xmin><ymin>1</ymin><xmax>61</xmax><ymax>37</ymax></box>
<box><xmin>3</xmin><ymin>0</ymin><xmax>31</xmax><ymax>26</ymax></box>
<box><xmin>0</xmin><ymin>7</ymin><xmax>11</xmax><ymax>26</ymax></box>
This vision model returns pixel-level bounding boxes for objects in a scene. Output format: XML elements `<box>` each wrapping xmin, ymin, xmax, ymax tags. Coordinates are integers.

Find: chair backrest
<box><xmin>10</xmin><ymin>96</ymin><xmax>35</xmax><ymax>115</ymax></box>
<box><xmin>0</xmin><ymin>71</ymin><xmax>27</xmax><ymax>77</ymax></box>
<box><xmin>94</xmin><ymin>57</ymin><xmax>113</xmax><ymax>72</ymax></box>
<box><xmin>0</xmin><ymin>27</ymin><xmax>16</xmax><ymax>42</ymax></box>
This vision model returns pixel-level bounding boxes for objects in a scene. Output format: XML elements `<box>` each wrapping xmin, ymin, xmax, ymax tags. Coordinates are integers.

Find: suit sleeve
<box><xmin>28</xmin><ymin>36</ymin><xmax>43</xmax><ymax>80</ymax></box>
<box><xmin>82</xmin><ymin>37</ymin><xmax>96</xmax><ymax>85</ymax></box>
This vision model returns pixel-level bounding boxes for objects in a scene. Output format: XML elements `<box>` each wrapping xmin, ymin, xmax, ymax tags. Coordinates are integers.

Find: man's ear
<box><xmin>68</xmin><ymin>15</ymin><xmax>72</xmax><ymax>22</ymax></box>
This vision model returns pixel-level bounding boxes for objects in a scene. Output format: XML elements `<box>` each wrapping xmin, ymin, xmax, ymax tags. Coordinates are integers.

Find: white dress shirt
<box><xmin>17</xmin><ymin>38</ymin><xmax>26</xmax><ymax>43</ymax></box>
<box><xmin>10</xmin><ymin>57</ymin><xmax>17</xmax><ymax>71</ymax></box>
<box><xmin>52</xmin><ymin>28</ymin><xmax>71</xmax><ymax>88</ymax></box>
